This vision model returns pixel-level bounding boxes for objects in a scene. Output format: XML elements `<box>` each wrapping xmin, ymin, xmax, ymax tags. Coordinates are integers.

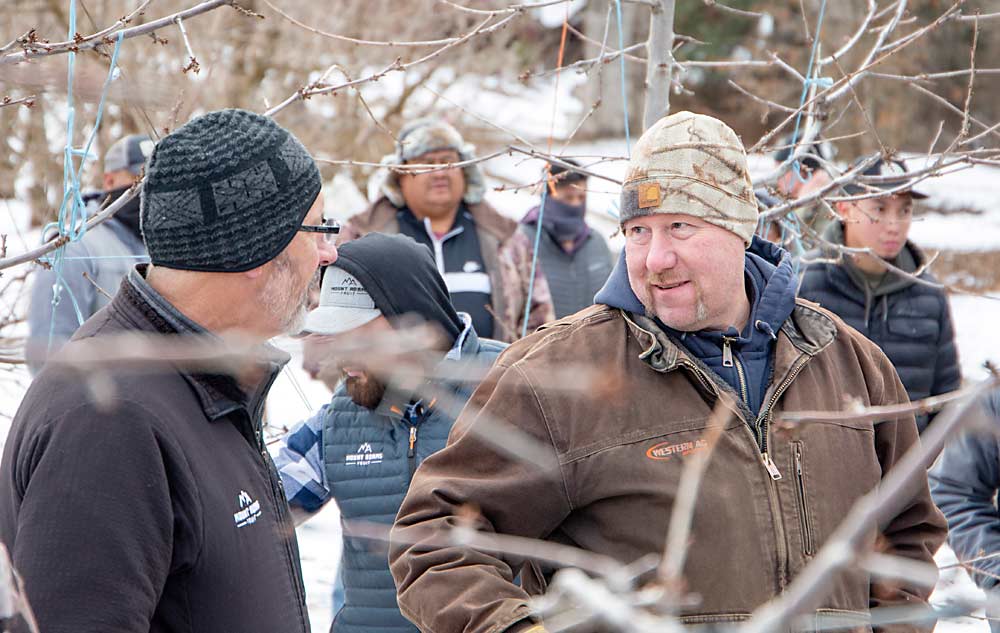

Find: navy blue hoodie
<box><xmin>594</xmin><ymin>236</ymin><xmax>798</xmax><ymax>416</ymax></box>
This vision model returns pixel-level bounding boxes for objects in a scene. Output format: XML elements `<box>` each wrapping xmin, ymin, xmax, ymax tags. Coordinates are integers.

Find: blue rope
<box><xmin>46</xmin><ymin>3</ymin><xmax>125</xmax><ymax>347</ymax></box>
<box><xmin>614</xmin><ymin>0</ymin><xmax>631</xmax><ymax>158</ymax></box>
<box><xmin>521</xmin><ymin>4</ymin><xmax>632</xmax><ymax>336</ymax></box>
<box><xmin>788</xmin><ymin>0</ymin><xmax>828</xmax><ymax>184</ymax></box>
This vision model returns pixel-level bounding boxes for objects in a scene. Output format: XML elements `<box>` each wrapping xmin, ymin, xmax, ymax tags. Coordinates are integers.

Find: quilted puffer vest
<box><xmin>322</xmin><ymin>330</ymin><xmax>506</xmax><ymax>633</ymax></box>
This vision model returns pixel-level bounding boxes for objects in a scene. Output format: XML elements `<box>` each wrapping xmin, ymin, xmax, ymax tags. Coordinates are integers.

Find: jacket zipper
<box><xmin>793</xmin><ymin>442</ymin><xmax>816</xmax><ymax>556</ymax></box>
<box><xmin>407</xmin><ymin>425</ymin><xmax>418</xmax><ymax>479</ymax></box>
<box><xmin>681</xmin><ymin>357</ymin><xmax>774</xmax><ymax>477</ymax></box>
<box><xmin>754</xmin><ymin>353</ymin><xmax>811</xmax><ymax>480</ymax></box>
<box><xmin>673</xmin><ymin>328</ymin><xmax>818</xmax><ymax>592</ymax></box>
<box><xmin>261</xmin><ymin>447</ymin><xmax>308</xmax><ymax>614</ymax></box>
<box><xmin>250</xmin><ymin>371</ymin><xmax>309</xmax><ymax>631</ymax></box>
<box><xmin>679</xmin><ymin>357</ymin><xmax>792</xmax><ymax>592</ymax></box>
<box><xmin>722</xmin><ymin>338</ymin><xmax>750</xmax><ymax>407</ymax></box>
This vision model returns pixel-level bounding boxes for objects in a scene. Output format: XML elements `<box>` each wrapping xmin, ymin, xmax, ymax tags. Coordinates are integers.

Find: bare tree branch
<box><xmin>0</xmin><ymin>0</ymin><xmax>230</xmax><ymax>66</ymax></box>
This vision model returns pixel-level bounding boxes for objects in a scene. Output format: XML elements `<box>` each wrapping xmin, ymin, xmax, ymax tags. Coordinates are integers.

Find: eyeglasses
<box><xmin>299</xmin><ymin>219</ymin><xmax>340</xmax><ymax>244</ymax></box>
<box><xmin>403</xmin><ymin>152</ymin><xmax>462</xmax><ymax>168</ymax></box>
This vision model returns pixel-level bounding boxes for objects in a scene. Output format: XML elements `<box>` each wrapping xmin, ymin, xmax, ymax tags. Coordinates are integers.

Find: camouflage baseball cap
<box><xmin>620</xmin><ymin>111</ymin><xmax>758</xmax><ymax>246</ymax></box>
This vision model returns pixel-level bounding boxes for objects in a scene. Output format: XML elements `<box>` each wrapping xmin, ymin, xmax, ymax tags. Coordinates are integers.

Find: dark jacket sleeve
<box><xmin>8</xmin><ymin>400</ymin><xmax>189</xmax><ymax>633</ymax></box>
<box><xmin>866</xmin><ymin>343</ymin><xmax>948</xmax><ymax>633</ymax></box>
<box><xmin>389</xmin><ymin>359</ymin><xmax>570</xmax><ymax>633</ymax></box>
<box><xmin>929</xmin><ymin>398</ymin><xmax>1000</xmax><ymax>591</ymax></box>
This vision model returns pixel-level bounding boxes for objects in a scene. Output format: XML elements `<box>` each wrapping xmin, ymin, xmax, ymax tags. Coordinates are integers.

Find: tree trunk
<box><xmin>642</xmin><ymin>0</ymin><xmax>676</xmax><ymax>131</ymax></box>
<box><xmin>582</xmin><ymin>0</ymin><xmax>643</xmax><ymax>138</ymax></box>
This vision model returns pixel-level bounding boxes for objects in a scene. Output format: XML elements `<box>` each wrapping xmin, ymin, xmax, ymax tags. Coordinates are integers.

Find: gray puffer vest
<box><xmin>322</xmin><ymin>329</ymin><xmax>506</xmax><ymax>633</ymax></box>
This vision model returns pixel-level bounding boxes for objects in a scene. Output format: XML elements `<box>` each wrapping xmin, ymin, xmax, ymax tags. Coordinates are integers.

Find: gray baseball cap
<box><xmin>105</xmin><ymin>134</ymin><xmax>154</xmax><ymax>175</ymax></box>
<box><xmin>843</xmin><ymin>158</ymin><xmax>929</xmax><ymax>199</ymax></box>
<box><xmin>303</xmin><ymin>267</ymin><xmax>383</xmax><ymax>335</ymax></box>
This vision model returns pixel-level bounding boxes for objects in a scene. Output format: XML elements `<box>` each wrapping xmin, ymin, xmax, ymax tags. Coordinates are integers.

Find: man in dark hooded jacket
<box><xmin>275</xmin><ymin>233</ymin><xmax>506</xmax><ymax>633</ymax></box>
<box><xmin>798</xmin><ymin>158</ymin><xmax>961</xmax><ymax>432</ymax></box>
<box><xmin>388</xmin><ymin>111</ymin><xmax>945</xmax><ymax>633</ymax></box>
<box><xmin>26</xmin><ymin>134</ymin><xmax>153</xmax><ymax>374</ymax></box>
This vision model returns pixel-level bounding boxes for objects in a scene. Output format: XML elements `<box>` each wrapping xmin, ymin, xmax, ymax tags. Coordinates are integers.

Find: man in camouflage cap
<box><xmin>389</xmin><ymin>111</ymin><xmax>944</xmax><ymax>633</ymax></box>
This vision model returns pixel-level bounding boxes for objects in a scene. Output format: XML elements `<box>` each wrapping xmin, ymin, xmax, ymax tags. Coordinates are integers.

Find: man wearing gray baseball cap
<box><xmin>390</xmin><ymin>112</ymin><xmax>945</xmax><ymax>633</ymax></box>
<box><xmin>275</xmin><ymin>232</ymin><xmax>506</xmax><ymax>633</ymax></box>
<box><xmin>25</xmin><ymin>134</ymin><xmax>154</xmax><ymax>374</ymax></box>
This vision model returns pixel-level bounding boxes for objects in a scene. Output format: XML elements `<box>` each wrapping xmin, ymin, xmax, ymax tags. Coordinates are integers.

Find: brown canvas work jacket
<box><xmin>340</xmin><ymin>197</ymin><xmax>555</xmax><ymax>342</ymax></box>
<box><xmin>389</xmin><ymin>301</ymin><xmax>947</xmax><ymax>633</ymax></box>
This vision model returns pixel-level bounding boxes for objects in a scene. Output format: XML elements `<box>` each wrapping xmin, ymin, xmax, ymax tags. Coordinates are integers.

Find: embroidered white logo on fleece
<box><xmin>345</xmin><ymin>442</ymin><xmax>383</xmax><ymax>466</ymax></box>
<box><xmin>233</xmin><ymin>490</ymin><xmax>262</xmax><ymax>528</ymax></box>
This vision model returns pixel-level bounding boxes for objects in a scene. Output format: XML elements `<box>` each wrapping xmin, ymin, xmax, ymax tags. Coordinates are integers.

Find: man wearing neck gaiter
<box><xmin>520</xmin><ymin>159</ymin><xmax>614</xmax><ymax>319</ymax></box>
<box><xmin>26</xmin><ymin>134</ymin><xmax>153</xmax><ymax>374</ymax></box>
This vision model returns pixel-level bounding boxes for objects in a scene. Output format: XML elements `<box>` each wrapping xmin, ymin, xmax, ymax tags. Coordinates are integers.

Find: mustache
<box><xmin>646</xmin><ymin>273</ymin><xmax>688</xmax><ymax>286</ymax></box>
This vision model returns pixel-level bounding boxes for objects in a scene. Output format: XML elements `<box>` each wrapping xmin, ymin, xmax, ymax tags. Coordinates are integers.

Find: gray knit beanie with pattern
<box><xmin>140</xmin><ymin>109</ymin><xmax>322</xmax><ymax>272</ymax></box>
<box><xmin>620</xmin><ymin>111</ymin><xmax>758</xmax><ymax>246</ymax></box>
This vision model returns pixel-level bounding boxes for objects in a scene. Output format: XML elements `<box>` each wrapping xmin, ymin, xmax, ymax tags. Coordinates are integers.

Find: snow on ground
<box><xmin>949</xmin><ymin>293</ymin><xmax>1000</xmax><ymax>381</ymax></box>
<box><xmin>933</xmin><ymin>545</ymin><xmax>989</xmax><ymax>633</ymax></box>
<box><xmin>904</xmin><ymin>160</ymin><xmax>1000</xmax><ymax>253</ymax></box>
<box><xmin>910</xmin><ymin>209</ymin><xmax>1000</xmax><ymax>254</ymax></box>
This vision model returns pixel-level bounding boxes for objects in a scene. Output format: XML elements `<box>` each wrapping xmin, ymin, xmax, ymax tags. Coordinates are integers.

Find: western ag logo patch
<box><xmin>646</xmin><ymin>439</ymin><xmax>708</xmax><ymax>461</ymax></box>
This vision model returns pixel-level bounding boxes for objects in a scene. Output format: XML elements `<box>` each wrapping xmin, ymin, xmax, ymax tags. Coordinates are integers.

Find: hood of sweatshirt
<box><xmin>595</xmin><ymin>236</ymin><xmax>798</xmax><ymax>414</ymax></box>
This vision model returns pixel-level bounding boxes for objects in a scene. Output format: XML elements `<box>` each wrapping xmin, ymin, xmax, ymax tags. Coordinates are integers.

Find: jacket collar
<box><xmin>622</xmin><ymin>299</ymin><xmax>837</xmax><ymax>376</ymax></box>
<box><xmin>116</xmin><ymin>266</ymin><xmax>289</xmax><ymax>423</ymax></box>
<box><xmin>351</xmin><ymin>196</ymin><xmax>519</xmax><ymax>244</ymax></box>
<box><xmin>373</xmin><ymin>315</ymin><xmax>480</xmax><ymax>420</ymax></box>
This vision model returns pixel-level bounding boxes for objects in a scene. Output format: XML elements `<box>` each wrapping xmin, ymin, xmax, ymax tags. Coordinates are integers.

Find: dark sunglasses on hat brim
<box><xmin>298</xmin><ymin>219</ymin><xmax>341</xmax><ymax>241</ymax></box>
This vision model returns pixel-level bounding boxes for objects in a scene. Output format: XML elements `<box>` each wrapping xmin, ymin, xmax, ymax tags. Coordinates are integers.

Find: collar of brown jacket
<box><xmin>613</xmin><ymin>299</ymin><xmax>838</xmax><ymax>377</ymax></box>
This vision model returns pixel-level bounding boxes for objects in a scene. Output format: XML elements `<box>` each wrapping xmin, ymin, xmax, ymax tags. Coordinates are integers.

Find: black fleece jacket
<box><xmin>0</xmin><ymin>269</ymin><xmax>310</xmax><ymax>633</ymax></box>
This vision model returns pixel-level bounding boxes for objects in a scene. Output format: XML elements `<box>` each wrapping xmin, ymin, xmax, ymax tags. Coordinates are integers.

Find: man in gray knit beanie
<box><xmin>142</xmin><ymin>108</ymin><xmax>324</xmax><ymax>272</ymax></box>
<box><xmin>140</xmin><ymin>108</ymin><xmax>339</xmax><ymax>336</ymax></box>
<box><xmin>0</xmin><ymin>109</ymin><xmax>339</xmax><ymax>633</ymax></box>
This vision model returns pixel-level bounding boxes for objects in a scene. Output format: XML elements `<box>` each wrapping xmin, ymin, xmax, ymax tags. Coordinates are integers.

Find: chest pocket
<box><xmin>886</xmin><ymin>317</ymin><xmax>939</xmax><ymax>341</ymax></box>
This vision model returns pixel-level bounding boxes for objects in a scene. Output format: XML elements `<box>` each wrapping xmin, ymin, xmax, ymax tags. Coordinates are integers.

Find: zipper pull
<box><xmin>762</xmin><ymin>452</ymin><xmax>782</xmax><ymax>480</ymax></box>
<box><xmin>722</xmin><ymin>338</ymin><xmax>734</xmax><ymax>367</ymax></box>
<box><xmin>408</xmin><ymin>426</ymin><xmax>417</xmax><ymax>458</ymax></box>
<box><xmin>794</xmin><ymin>444</ymin><xmax>803</xmax><ymax>476</ymax></box>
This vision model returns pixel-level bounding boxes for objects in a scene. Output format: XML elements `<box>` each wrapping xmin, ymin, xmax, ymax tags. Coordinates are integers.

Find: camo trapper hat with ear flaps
<box><xmin>620</xmin><ymin>111</ymin><xmax>759</xmax><ymax>246</ymax></box>
<box><xmin>373</xmin><ymin>117</ymin><xmax>486</xmax><ymax>208</ymax></box>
